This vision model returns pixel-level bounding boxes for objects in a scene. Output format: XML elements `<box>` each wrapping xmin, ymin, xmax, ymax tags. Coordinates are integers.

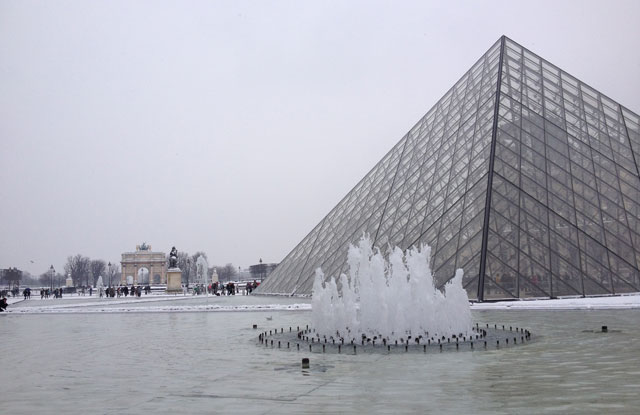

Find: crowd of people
<box><xmin>1</xmin><ymin>287</ymin><xmax>22</xmax><ymax>298</ymax></box>
<box><xmin>191</xmin><ymin>280</ymin><xmax>260</xmax><ymax>296</ymax></box>
<box><xmin>0</xmin><ymin>285</ymin><xmax>154</xmax><ymax>300</ymax></box>
<box><xmin>0</xmin><ymin>280</ymin><xmax>262</xmax><ymax>310</ymax></box>
<box><xmin>82</xmin><ymin>285</ymin><xmax>154</xmax><ymax>298</ymax></box>
<box><xmin>39</xmin><ymin>288</ymin><xmax>65</xmax><ymax>298</ymax></box>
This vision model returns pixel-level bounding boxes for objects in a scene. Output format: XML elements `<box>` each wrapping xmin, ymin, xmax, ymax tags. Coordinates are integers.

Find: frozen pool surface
<box><xmin>1</xmin><ymin>296</ymin><xmax>639</xmax><ymax>414</ymax></box>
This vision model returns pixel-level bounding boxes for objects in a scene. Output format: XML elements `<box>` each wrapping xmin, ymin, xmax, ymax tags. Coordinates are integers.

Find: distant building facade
<box><xmin>249</xmin><ymin>260</ymin><xmax>278</xmax><ymax>282</ymax></box>
<box><xmin>120</xmin><ymin>243</ymin><xmax>167</xmax><ymax>285</ymax></box>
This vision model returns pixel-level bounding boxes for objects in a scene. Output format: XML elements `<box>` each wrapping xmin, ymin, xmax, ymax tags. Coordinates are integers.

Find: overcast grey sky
<box><xmin>1</xmin><ymin>0</ymin><xmax>639</xmax><ymax>276</ymax></box>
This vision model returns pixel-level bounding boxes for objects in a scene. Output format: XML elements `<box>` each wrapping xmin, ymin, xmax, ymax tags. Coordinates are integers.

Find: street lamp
<box><xmin>259</xmin><ymin>258</ymin><xmax>265</xmax><ymax>282</ymax></box>
<box><xmin>186</xmin><ymin>258</ymin><xmax>191</xmax><ymax>288</ymax></box>
<box><xmin>107</xmin><ymin>262</ymin><xmax>112</xmax><ymax>288</ymax></box>
<box><xmin>50</xmin><ymin>265</ymin><xmax>54</xmax><ymax>291</ymax></box>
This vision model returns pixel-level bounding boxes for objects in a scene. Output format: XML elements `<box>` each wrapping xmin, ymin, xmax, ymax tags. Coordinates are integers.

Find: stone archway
<box><xmin>121</xmin><ymin>244</ymin><xmax>167</xmax><ymax>286</ymax></box>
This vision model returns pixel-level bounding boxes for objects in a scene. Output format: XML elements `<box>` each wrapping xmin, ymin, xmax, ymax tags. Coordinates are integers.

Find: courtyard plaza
<box><xmin>1</xmin><ymin>293</ymin><xmax>639</xmax><ymax>414</ymax></box>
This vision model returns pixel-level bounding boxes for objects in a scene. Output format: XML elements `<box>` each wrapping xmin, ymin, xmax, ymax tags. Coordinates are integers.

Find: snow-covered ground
<box><xmin>3</xmin><ymin>292</ymin><xmax>639</xmax><ymax>313</ymax></box>
<box><xmin>8</xmin><ymin>301</ymin><xmax>311</xmax><ymax>314</ymax></box>
<box><xmin>471</xmin><ymin>294</ymin><xmax>640</xmax><ymax>310</ymax></box>
<box><xmin>3</xmin><ymin>292</ymin><xmax>311</xmax><ymax>314</ymax></box>
<box><xmin>4</xmin><ymin>292</ymin><xmax>192</xmax><ymax>306</ymax></box>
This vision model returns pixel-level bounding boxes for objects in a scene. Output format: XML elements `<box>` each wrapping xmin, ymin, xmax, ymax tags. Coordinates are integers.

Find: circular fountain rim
<box><xmin>256</xmin><ymin>322</ymin><xmax>534</xmax><ymax>354</ymax></box>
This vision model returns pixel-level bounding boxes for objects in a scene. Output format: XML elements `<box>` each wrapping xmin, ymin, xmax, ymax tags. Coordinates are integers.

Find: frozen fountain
<box><xmin>196</xmin><ymin>255</ymin><xmax>209</xmax><ymax>295</ymax></box>
<box><xmin>311</xmin><ymin>235</ymin><xmax>472</xmax><ymax>343</ymax></box>
<box><xmin>96</xmin><ymin>275</ymin><xmax>105</xmax><ymax>297</ymax></box>
<box><xmin>258</xmin><ymin>236</ymin><xmax>533</xmax><ymax>354</ymax></box>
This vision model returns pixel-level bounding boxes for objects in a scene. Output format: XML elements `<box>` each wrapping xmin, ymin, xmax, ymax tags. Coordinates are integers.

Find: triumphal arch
<box><xmin>120</xmin><ymin>243</ymin><xmax>167</xmax><ymax>285</ymax></box>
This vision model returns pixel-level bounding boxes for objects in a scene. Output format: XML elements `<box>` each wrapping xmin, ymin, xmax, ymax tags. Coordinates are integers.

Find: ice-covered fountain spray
<box><xmin>96</xmin><ymin>275</ymin><xmax>105</xmax><ymax>297</ymax></box>
<box><xmin>311</xmin><ymin>235</ymin><xmax>472</xmax><ymax>343</ymax></box>
<box><xmin>196</xmin><ymin>255</ymin><xmax>209</xmax><ymax>297</ymax></box>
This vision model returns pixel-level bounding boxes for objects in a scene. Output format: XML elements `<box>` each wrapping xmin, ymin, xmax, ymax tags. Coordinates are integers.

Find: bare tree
<box><xmin>106</xmin><ymin>262</ymin><xmax>120</xmax><ymax>287</ymax></box>
<box><xmin>64</xmin><ymin>254</ymin><xmax>91</xmax><ymax>287</ymax></box>
<box><xmin>38</xmin><ymin>272</ymin><xmax>50</xmax><ymax>286</ymax></box>
<box><xmin>191</xmin><ymin>251</ymin><xmax>207</xmax><ymax>263</ymax></box>
<box><xmin>20</xmin><ymin>271</ymin><xmax>41</xmax><ymax>286</ymax></box>
<box><xmin>54</xmin><ymin>272</ymin><xmax>65</xmax><ymax>288</ymax></box>
<box><xmin>1</xmin><ymin>268</ymin><xmax>22</xmax><ymax>288</ymax></box>
<box><xmin>216</xmin><ymin>263</ymin><xmax>237</xmax><ymax>282</ymax></box>
<box><xmin>176</xmin><ymin>251</ymin><xmax>193</xmax><ymax>286</ymax></box>
<box><xmin>90</xmin><ymin>259</ymin><xmax>106</xmax><ymax>286</ymax></box>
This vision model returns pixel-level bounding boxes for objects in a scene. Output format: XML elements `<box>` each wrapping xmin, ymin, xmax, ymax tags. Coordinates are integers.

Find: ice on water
<box><xmin>312</xmin><ymin>235</ymin><xmax>473</xmax><ymax>342</ymax></box>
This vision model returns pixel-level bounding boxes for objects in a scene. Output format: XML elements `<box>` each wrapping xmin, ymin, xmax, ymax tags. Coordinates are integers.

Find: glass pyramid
<box><xmin>257</xmin><ymin>36</ymin><xmax>640</xmax><ymax>300</ymax></box>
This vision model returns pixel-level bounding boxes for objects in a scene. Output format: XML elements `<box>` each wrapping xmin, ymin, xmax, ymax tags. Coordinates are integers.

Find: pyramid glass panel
<box><xmin>257</xmin><ymin>36</ymin><xmax>640</xmax><ymax>300</ymax></box>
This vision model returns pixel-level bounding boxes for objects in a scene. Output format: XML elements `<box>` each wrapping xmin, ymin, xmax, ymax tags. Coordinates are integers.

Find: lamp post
<box><xmin>50</xmin><ymin>265</ymin><xmax>55</xmax><ymax>291</ymax></box>
<box><xmin>204</xmin><ymin>260</ymin><xmax>209</xmax><ymax>298</ymax></box>
<box><xmin>186</xmin><ymin>258</ymin><xmax>191</xmax><ymax>289</ymax></box>
<box><xmin>107</xmin><ymin>262</ymin><xmax>112</xmax><ymax>288</ymax></box>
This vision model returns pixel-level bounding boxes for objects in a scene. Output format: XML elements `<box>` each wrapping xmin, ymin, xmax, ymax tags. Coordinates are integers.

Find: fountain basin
<box><xmin>258</xmin><ymin>322</ymin><xmax>534</xmax><ymax>354</ymax></box>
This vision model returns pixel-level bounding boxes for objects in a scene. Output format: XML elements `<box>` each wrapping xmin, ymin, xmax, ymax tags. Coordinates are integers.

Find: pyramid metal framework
<box><xmin>257</xmin><ymin>36</ymin><xmax>640</xmax><ymax>300</ymax></box>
